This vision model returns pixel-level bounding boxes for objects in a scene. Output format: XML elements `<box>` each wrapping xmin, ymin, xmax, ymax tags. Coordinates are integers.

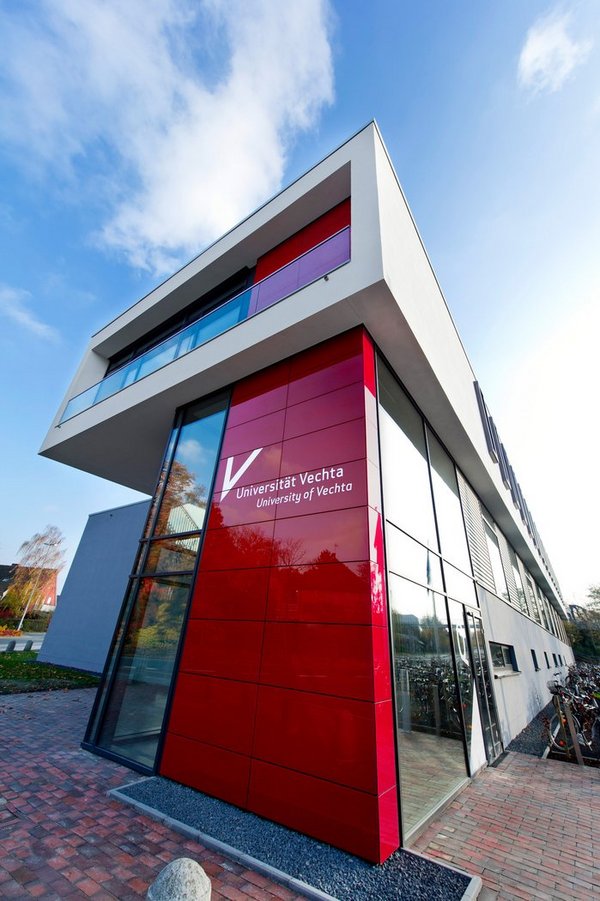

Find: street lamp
<box><xmin>17</xmin><ymin>541</ymin><xmax>57</xmax><ymax>633</ymax></box>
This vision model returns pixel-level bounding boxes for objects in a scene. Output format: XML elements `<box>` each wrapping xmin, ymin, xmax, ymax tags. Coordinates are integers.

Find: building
<box><xmin>40</xmin><ymin>123</ymin><xmax>573</xmax><ymax>863</ymax></box>
<box><xmin>38</xmin><ymin>501</ymin><xmax>151</xmax><ymax>673</ymax></box>
<box><xmin>0</xmin><ymin>563</ymin><xmax>58</xmax><ymax>615</ymax></box>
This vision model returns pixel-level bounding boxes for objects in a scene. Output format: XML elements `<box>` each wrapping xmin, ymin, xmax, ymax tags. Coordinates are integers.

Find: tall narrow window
<box><xmin>85</xmin><ymin>394</ymin><xmax>228</xmax><ymax>770</ymax></box>
<box><xmin>482</xmin><ymin>516</ymin><xmax>509</xmax><ymax>602</ymax></box>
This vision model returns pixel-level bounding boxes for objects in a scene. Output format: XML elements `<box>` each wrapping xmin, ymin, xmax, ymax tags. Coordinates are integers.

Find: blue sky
<box><xmin>0</xmin><ymin>1</ymin><xmax>598</xmax><ymax>602</ymax></box>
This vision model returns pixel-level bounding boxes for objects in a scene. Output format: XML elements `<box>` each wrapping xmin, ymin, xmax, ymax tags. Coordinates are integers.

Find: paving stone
<box><xmin>413</xmin><ymin>750</ymin><xmax>600</xmax><ymax>900</ymax></box>
<box><xmin>0</xmin><ymin>689</ymin><xmax>317</xmax><ymax>900</ymax></box>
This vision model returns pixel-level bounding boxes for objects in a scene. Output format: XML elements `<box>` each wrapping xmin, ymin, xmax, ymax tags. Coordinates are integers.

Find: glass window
<box><xmin>535</xmin><ymin>585</ymin><xmax>551</xmax><ymax>631</ymax></box>
<box><xmin>443</xmin><ymin>562</ymin><xmax>478</xmax><ymax>607</ymax></box>
<box><xmin>378</xmin><ymin>365</ymin><xmax>438</xmax><ymax>550</ymax></box>
<box><xmin>531</xmin><ymin>649</ymin><xmax>539</xmax><ymax>671</ymax></box>
<box><xmin>482</xmin><ymin>518</ymin><xmax>509</xmax><ymax>602</ymax></box>
<box><xmin>95</xmin><ymin>574</ymin><xmax>192</xmax><ymax>767</ymax></box>
<box><xmin>155</xmin><ymin>399</ymin><xmax>227</xmax><ymax>536</ymax></box>
<box><xmin>385</xmin><ymin>524</ymin><xmax>443</xmax><ymax>592</ymax></box>
<box><xmin>389</xmin><ymin>574</ymin><xmax>468</xmax><ymax>837</ymax></box>
<box><xmin>86</xmin><ymin>393</ymin><xmax>228</xmax><ymax>771</ymax></box>
<box><xmin>142</xmin><ymin>536</ymin><xmax>200</xmax><ymax>574</ymax></box>
<box><xmin>508</xmin><ymin>548</ymin><xmax>528</xmax><ymax>615</ymax></box>
<box><xmin>489</xmin><ymin>642</ymin><xmax>517</xmax><ymax>673</ymax></box>
<box><xmin>447</xmin><ymin>599</ymin><xmax>475</xmax><ymax>759</ymax></box>
<box><xmin>427</xmin><ymin>429</ymin><xmax>471</xmax><ymax>573</ymax></box>
<box><xmin>525</xmin><ymin>574</ymin><xmax>542</xmax><ymax>625</ymax></box>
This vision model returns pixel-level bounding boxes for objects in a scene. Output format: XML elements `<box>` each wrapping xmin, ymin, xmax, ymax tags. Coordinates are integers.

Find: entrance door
<box><xmin>465</xmin><ymin>611</ymin><xmax>503</xmax><ymax>762</ymax></box>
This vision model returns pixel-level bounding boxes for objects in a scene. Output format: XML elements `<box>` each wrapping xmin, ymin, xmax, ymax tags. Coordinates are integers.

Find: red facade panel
<box><xmin>254</xmin><ymin>199</ymin><xmax>350</xmax><ymax>283</ymax></box>
<box><xmin>160</xmin><ymin>328</ymin><xmax>400</xmax><ymax>863</ymax></box>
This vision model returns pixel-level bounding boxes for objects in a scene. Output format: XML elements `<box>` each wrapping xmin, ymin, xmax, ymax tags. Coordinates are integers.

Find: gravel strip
<box><xmin>506</xmin><ymin>701</ymin><xmax>553</xmax><ymax>757</ymax></box>
<box><xmin>116</xmin><ymin>777</ymin><xmax>471</xmax><ymax>900</ymax></box>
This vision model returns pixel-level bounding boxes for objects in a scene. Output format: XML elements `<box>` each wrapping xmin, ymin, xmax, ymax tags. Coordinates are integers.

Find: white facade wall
<box><xmin>479</xmin><ymin>587</ymin><xmax>574</xmax><ymax>744</ymax></box>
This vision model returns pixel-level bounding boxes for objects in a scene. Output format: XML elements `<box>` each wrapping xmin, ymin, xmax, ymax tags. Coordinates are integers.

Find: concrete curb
<box><xmin>109</xmin><ymin>785</ymin><xmax>338</xmax><ymax>901</ymax></box>
<box><xmin>110</xmin><ymin>779</ymin><xmax>481</xmax><ymax>900</ymax></box>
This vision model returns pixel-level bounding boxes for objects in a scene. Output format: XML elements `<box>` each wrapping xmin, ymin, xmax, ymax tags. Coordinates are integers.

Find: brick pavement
<box><xmin>412</xmin><ymin>751</ymin><xmax>600</xmax><ymax>901</ymax></box>
<box><xmin>0</xmin><ymin>689</ymin><xmax>308</xmax><ymax>900</ymax></box>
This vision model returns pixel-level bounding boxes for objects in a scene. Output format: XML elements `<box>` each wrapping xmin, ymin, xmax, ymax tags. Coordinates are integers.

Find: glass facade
<box><xmin>377</xmin><ymin>360</ymin><xmax>502</xmax><ymax>838</ymax></box>
<box><xmin>61</xmin><ymin>227</ymin><xmax>351</xmax><ymax>423</ymax></box>
<box><xmin>84</xmin><ymin>394</ymin><xmax>228</xmax><ymax>769</ymax></box>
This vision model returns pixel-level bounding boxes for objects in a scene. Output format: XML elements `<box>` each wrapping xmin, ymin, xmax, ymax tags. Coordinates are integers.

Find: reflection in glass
<box><xmin>96</xmin><ymin>575</ymin><xmax>191</xmax><ymax>767</ymax></box>
<box><xmin>427</xmin><ymin>430</ymin><xmax>472</xmax><ymax>573</ymax></box>
<box><xmin>155</xmin><ymin>401</ymin><xmax>227</xmax><ymax>536</ymax></box>
<box><xmin>508</xmin><ymin>547</ymin><xmax>528</xmax><ymax>615</ymax></box>
<box><xmin>386</xmin><ymin>524</ymin><xmax>443</xmax><ymax>592</ymax></box>
<box><xmin>378</xmin><ymin>365</ymin><xmax>438</xmax><ymax>550</ymax></box>
<box><xmin>86</xmin><ymin>393</ymin><xmax>228</xmax><ymax>771</ymax></box>
<box><xmin>443</xmin><ymin>562</ymin><xmax>478</xmax><ymax>606</ymax></box>
<box><xmin>143</xmin><ymin>536</ymin><xmax>200</xmax><ymax>574</ymax></box>
<box><xmin>483</xmin><ymin>519</ymin><xmax>509</xmax><ymax>601</ymax></box>
<box><xmin>389</xmin><ymin>574</ymin><xmax>468</xmax><ymax>836</ymax></box>
<box><xmin>465</xmin><ymin>613</ymin><xmax>503</xmax><ymax>761</ymax></box>
<box><xmin>447</xmin><ymin>599</ymin><xmax>474</xmax><ymax>757</ymax></box>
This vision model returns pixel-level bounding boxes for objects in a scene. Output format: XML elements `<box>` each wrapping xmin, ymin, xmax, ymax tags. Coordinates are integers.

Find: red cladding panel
<box><xmin>221</xmin><ymin>410</ymin><xmax>286</xmax><ymax>457</ymax></box>
<box><xmin>254</xmin><ymin>199</ymin><xmax>350</xmax><ymax>283</ymax></box>
<box><xmin>259</xmin><ymin>622</ymin><xmax>378</xmax><ymax>700</ymax></box>
<box><xmin>272</xmin><ymin>507</ymin><xmax>370</xmax><ymax>566</ymax></box>
<box><xmin>164</xmin><ymin>329</ymin><xmax>400</xmax><ymax>863</ymax></box>
<box><xmin>266</xmin><ymin>562</ymin><xmax>373</xmax><ymax>624</ymax></box>
<box><xmin>283</xmin><ymin>382</ymin><xmax>365</xmax><ymax>440</ymax></box>
<box><xmin>275</xmin><ymin>459</ymin><xmax>368</xmax><ymax>520</ymax></box>
<box><xmin>199</xmin><ymin>521</ymin><xmax>275</xmax><ymax>569</ymax></box>
<box><xmin>189</xmin><ymin>568</ymin><xmax>270</xmax><ymax>621</ymax></box>
<box><xmin>253</xmin><ymin>685</ymin><xmax>380</xmax><ymax>793</ymax></box>
<box><xmin>247</xmin><ymin>759</ymin><xmax>388</xmax><ymax>863</ymax></box>
<box><xmin>279</xmin><ymin>419</ymin><xmax>366</xmax><ymax>476</ymax></box>
<box><xmin>375</xmin><ymin>700</ymin><xmax>398</xmax><ymax>795</ymax></box>
<box><xmin>287</xmin><ymin>355</ymin><xmax>364</xmax><ymax>408</ymax></box>
<box><xmin>167</xmin><ymin>674</ymin><xmax>257</xmax><ymax>756</ymax></box>
<box><xmin>227</xmin><ymin>363</ymin><xmax>289</xmax><ymax>428</ymax></box>
<box><xmin>161</xmin><ymin>734</ymin><xmax>250</xmax><ymax>808</ymax></box>
<box><xmin>180</xmin><ymin>619</ymin><xmax>263</xmax><ymax>682</ymax></box>
<box><xmin>378</xmin><ymin>786</ymin><xmax>402</xmax><ymax>860</ymax></box>
<box><xmin>369</xmin><ymin>561</ymin><xmax>388</xmax><ymax>628</ymax></box>
<box><xmin>213</xmin><ymin>444</ymin><xmax>282</xmax><ymax>497</ymax></box>
<box><xmin>362</xmin><ymin>331</ymin><xmax>377</xmax><ymax>397</ymax></box>
<box><xmin>209</xmin><ymin>484</ymin><xmax>278</xmax><ymax>529</ymax></box>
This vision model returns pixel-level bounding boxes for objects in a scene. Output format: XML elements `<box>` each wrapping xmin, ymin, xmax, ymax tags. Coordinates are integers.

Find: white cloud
<box><xmin>177</xmin><ymin>438</ymin><xmax>208</xmax><ymax>466</ymax></box>
<box><xmin>0</xmin><ymin>0</ymin><xmax>334</xmax><ymax>274</ymax></box>
<box><xmin>0</xmin><ymin>285</ymin><xmax>59</xmax><ymax>341</ymax></box>
<box><xmin>518</xmin><ymin>11</ymin><xmax>592</xmax><ymax>94</ymax></box>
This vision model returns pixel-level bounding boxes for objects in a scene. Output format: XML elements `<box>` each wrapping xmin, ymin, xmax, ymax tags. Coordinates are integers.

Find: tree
<box><xmin>4</xmin><ymin>526</ymin><xmax>65</xmax><ymax>624</ymax></box>
<box><xmin>586</xmin><ymin>584</ymin><xmax>600</xmax><ymax>616</ymax></box>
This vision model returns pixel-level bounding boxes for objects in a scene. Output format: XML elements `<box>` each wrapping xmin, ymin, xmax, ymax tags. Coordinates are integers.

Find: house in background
<box><xmin>40</xmin><ymin>122</ymin><xmax>572</xmax><ymax>863</ymax></box>
<box><xmin>0</xmin><ymin>563</ymin><xmax>58</xmax><ymax>616</ymax></box>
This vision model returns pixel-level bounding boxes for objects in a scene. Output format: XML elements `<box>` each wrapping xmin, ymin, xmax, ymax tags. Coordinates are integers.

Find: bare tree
<box><xmin>5</xmin><ymin>526</ymin><xmax>66</xmax><ymax>627</ymax></box>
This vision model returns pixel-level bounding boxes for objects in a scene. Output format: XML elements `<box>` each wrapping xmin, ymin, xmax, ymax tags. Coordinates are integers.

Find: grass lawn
<box><xmin>0</xmin><ymin>651</ymin><xmax>99</xmax><ymax>694</ymax></box>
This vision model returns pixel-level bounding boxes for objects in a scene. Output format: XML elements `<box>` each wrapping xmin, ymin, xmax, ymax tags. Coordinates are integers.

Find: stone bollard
<box><xmin>147</xmin><ymin>858</ymin><xmax>211</xmax><ymax>900</ymax></box>
<box><xmin>5</xmin><ymin>640</ymin><xmax>16</xmax><ymax>652</ymax></box>
<box><xmin>23</xmin><ymin>641</ymin><xmax>33</xmax><ymax>651</ymax></box>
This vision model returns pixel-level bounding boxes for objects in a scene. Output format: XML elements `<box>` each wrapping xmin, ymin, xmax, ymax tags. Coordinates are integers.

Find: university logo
<box><xmin>220</xmin><ymin>447</ymin><xmax>263</xmax><ymax>499</ymax></box>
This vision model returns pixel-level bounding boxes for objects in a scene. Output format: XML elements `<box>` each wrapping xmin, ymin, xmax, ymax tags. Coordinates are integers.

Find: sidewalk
<box><xmin>0</xmin><ymin>633</ymin><xmax>45</xmax><ymax>653</ymax></box>
<box><xmin>412</xmin><ymin>751</ymin><xmax>599</xmax><ymax>900</ymax></box>
<box><xmin>0</xmin><ymin>689</ymin><xmax>307</xmax><ymax>900</ymax></box>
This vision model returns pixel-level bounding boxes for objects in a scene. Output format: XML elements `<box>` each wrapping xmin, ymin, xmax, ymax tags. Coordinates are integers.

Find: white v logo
<box><xmin>221</xmin><ymin>448</ymin><xmax>263</xmax><ymax>499</ymax></box>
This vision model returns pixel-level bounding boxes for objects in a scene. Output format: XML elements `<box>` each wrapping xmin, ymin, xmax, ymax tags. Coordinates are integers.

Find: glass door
<box><xmin>465</xmin><ymin>611</ymin><xmax>503</xmax><ymax>762</ymax></box>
